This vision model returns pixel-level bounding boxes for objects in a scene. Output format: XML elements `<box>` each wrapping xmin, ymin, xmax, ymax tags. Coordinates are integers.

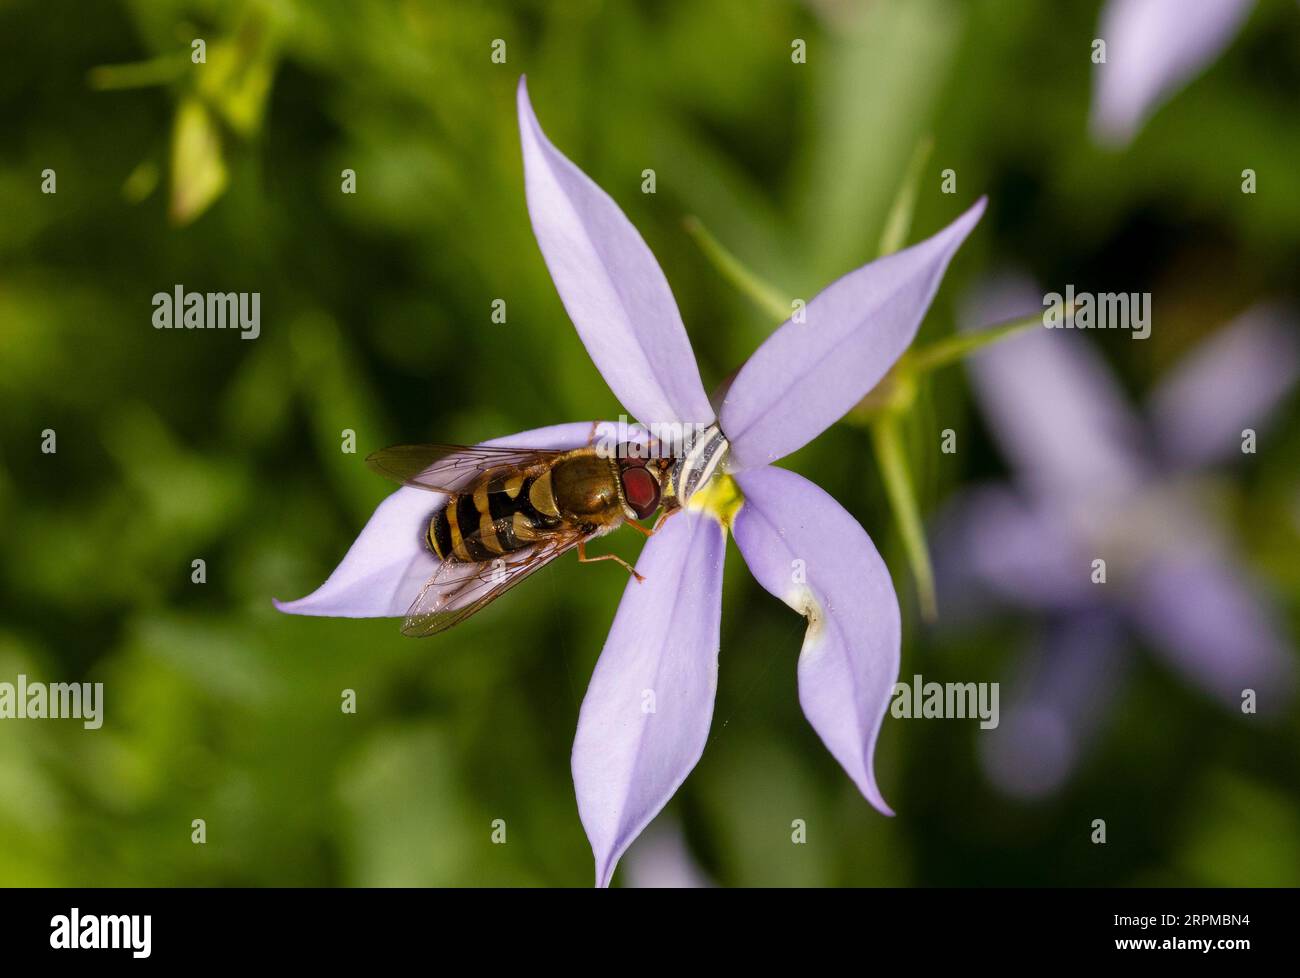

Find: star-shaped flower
<box><xmin>937</xmin><ymin>275</ymin><xmax>1296</xmax><ymax>797</ymax></box>
<box><xmin>278</xmin><ymin>78</ymin><xmax>985</xmax><ymax>885</ymax></box>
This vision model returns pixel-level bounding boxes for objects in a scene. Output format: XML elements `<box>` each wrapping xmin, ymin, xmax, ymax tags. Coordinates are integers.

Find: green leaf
<box><xmin>796</xmin><ymin>0</ymin><xmax>960</xmax><ymax>274</ymax></box>
<box><xmin>122</xmin><ymin>159</ymin><xmax>160</xmax><ymax>204</ymax></box>
<box><xmin>683</xmin><ymin>214</ymin><xmax>791</xmax><ymax>325</ymax></box>
<box><xmin>876</xmin><ymin>135</ymin><xmax>934</xmax><ymax>257</ymax></box>
<box><xmin>870</xmin><ymin>414</ymin><xmax>936</xmax><ymax>621</ymax></box>
<box><xmin>198</xmin><ymin>27</ymin><xmax>278</xmax><ymax>138</ymax></box>
<box><xmin>169</xmin><ymin>98</ymin><xmax>228</xmax><ymax>225</ymax></box>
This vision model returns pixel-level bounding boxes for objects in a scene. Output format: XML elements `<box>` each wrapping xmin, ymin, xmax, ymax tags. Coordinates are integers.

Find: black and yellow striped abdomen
<box><xmin>427</xmin><ymin>469</ymin><xmax>563</xmax><ymax>563</ymax></box>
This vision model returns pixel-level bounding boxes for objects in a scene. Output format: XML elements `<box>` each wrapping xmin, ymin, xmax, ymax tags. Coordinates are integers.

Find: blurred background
<box><xmin>1</xmin><ymin>0</ymin><xmax>1298</xmax><ymax>887</ymax></box>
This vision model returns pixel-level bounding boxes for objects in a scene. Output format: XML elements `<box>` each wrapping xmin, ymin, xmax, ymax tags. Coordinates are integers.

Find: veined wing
<box><xmin>366</xmin><ymin>443</ymin><xmax>569</xmax><ymax>493</ymax></box>
<box><xmin>402</xmin><ymin>527</ymin><xmax>587</xmax><ymax>637</ymax></box>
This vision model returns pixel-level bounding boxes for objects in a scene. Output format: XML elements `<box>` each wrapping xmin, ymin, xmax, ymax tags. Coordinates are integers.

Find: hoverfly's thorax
<box><xmin>550</xmin><ymin>454</ymin><xmax>620</xmax><ymax>517</ymax></box>
<box><xmin>664</xmin><ymin>422</ymin><xmax>730</xmax><ymax>509</ymax></box>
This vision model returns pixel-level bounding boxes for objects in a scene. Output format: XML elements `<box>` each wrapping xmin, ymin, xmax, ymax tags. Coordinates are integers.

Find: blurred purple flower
<box><xmin>1090</xmin><ymin>0</ymin><xmax>1255</xmax><ymax>147</ymax></box>
<box><xmin>621</xmin><ymin>817</ymin><xmax>716</xmax><ymax>889</ymax></box>
<box><xmin>279</xmin><ymin>77</ymin><xmax>985</xmax><ymax>884</ymax></box>
<box><xmin>938</xmin><ymin>275</ymin><xmax>1297</xmax><ymax>798</ymax></box>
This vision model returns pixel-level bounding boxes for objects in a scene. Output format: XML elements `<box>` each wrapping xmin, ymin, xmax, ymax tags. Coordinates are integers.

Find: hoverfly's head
<box><xmin>615</xmin><ymin>452</ymin><xmax>669</xmax><ymax>521</ymax></box>
<box><xmin>658</xmin><ymin>423</ymin><xmax>730</xmax><ymax>512</ymax></box>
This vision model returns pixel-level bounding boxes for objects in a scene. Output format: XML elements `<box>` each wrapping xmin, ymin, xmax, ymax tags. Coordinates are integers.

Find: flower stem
<box><xmin>682</xmin><ymin>216</ymin><xmax>791</xmax><ymax>325</ymax></box>
<box><xmin>869</xmin><ymin>415</ymin><xmax>937</xmax><ymax>622</ymax></box>
<box><xmin>88</xmin><ymin>54</ymin><xmax>189</xmax><ymax>90</ymax></box>
<box><xmin>866</xmin><ymin>134</ymin><xmax>939</xmax><ymax>621</ymax></box>
<box><xmin>905</xmin><ymin>308</ymin><xmax>1052</xmax><ymax>374</ymax></box>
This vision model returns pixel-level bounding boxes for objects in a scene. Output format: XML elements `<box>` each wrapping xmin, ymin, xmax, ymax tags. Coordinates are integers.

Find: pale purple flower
<box><xmin>621</xmin><ymin>817</ymin><xmax>716</xmax><ymax>889</ymax></box>
<box><xmin>938</xmin><ymin>275</ymin><xmax>1297</xmax><ymax>798</ymax></box>
<box><xmin>1090</xmin><ymin>0</ymin><xmax>1255</xmax><ymax>147</ymax></box>
<box><xmin>278</xmin><ymin>77</ymin><xmax>985</xmax><ymax>884</ymax></box>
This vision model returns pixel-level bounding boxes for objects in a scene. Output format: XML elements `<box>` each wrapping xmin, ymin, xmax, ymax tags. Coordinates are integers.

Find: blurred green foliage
<box><xmin>1</xmin><ymin>0</ymin><xmax>1298</xmax><ymax>887</ymax></box>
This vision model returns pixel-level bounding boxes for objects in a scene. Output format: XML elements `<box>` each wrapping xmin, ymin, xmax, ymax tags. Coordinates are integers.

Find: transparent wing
<box><xmin>366</xmin><ymin>443</ymin><xmax>567</xmax><ymax>493</ymax></box>
<box><xmin>402</xmin><ymin>528</ymin><xmax>587</xmax><ymax>638</ymax></box>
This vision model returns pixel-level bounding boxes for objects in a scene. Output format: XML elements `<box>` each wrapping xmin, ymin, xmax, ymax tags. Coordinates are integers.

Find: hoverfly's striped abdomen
<box><xmin>427</xmin><ymin>469</ymin><xmax>563</xmax><ymax>563</ymax></box>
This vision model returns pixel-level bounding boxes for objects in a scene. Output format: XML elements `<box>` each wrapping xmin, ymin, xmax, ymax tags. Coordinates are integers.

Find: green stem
<box><xmin>863</xmin><ymin>134</ymin><xmax>939</xmax><ymax>620</ymax></box>
<box><xmin>870</xmin><ymin>415</ymin><xmax>936</xmax><ymax>622</ymax></box>
<box><xmin>905</xmin><ymin>308</ymin><xmax>1052</xmax><ymax>375</ymax></box>
<box><xmin>683</xmin><ymin>215</ymin><xmax>791</xmax><ymax>324</ymax></box>
<box><xmin>87</xmin><ymin>55</ymin><xmax>189</xmax><ymax>91</ymax></box>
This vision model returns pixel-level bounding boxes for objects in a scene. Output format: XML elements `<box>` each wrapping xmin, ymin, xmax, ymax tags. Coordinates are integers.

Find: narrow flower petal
<box><xmin>1090</xmin><ymin>0</ymin><xmax>1253</xmax><ymax>147</ymax></box>
<box><xmin>572</xmin><ymin>510</ymin><xmax>725</xmax><ymax>887</ymax></box>
<box><xmin>719</xmin><ymin>199</ymin><xmax>985</xmax><ymax>471</ymax></box>
<box><xmin>517</xmin><ymin>77</ymin><xmax>714</xmax><ymax>427</ymax></box>
<box><xmin>1148</xmin><ymin>306</ymin><xmax>1299</xmax><ymax>470</ymax></box>
<box><xmin>1130</xmin><ymin>545</ymin><xmax>1294</xmax><ymax>710</ymax></box>
<box><xmin>980</xmin><ymin>613</ymin><xmax>1130</xmax><ymax>799</ymax></box>
<box><xmin>274</xmin><ymin>421</ymin><xmax>610</xmax><ymax>618</ymax></box>
<box><xmin>962</xmin><ymin>277</ymin><xmax>1147</xmax><ymax>502</ymax></box>
<box><xmin>732</xmin><ymin>466</ymin><xmax>898</xmax><ymax>814</ymax></box>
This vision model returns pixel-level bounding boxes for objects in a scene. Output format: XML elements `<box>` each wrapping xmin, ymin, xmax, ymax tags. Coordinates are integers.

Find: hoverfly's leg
<box><xmin>584</xmin><ymin>420</ymin><xmax>600</xmax><ymax>446</ymax></box>
<box><xmin>577</xmin><ymin>540</ymin><xmax>645</xmax><ymax>583</ymax></box>
<box><xmin>650</xmin><ymin>505</ymin><xmax>682</xmax><ymax>535</ymax></box>
<box><xmin>623</xmin><ymin>520</ymin><xmax>653</xmax><ymax>539</ymax></box>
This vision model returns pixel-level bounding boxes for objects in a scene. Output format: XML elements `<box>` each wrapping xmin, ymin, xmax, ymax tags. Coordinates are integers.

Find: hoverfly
<box><xmin>364</xmin><ymin>423</ymin><xmax>728</xmax><ymax>637</ymax></box>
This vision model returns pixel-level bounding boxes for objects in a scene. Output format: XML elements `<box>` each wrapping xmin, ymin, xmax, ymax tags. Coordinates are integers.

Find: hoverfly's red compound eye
<box><xmin>619</xmin><ymin>462</ymin><xmax>661</xmax><ymax>520</ymax></box>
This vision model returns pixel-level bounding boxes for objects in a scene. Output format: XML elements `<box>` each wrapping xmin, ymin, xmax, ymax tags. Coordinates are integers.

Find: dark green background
<box><xmin>2</xmin><ymin>0</ymin><xmax>1297</xmax><ymax>886</ymax></box>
